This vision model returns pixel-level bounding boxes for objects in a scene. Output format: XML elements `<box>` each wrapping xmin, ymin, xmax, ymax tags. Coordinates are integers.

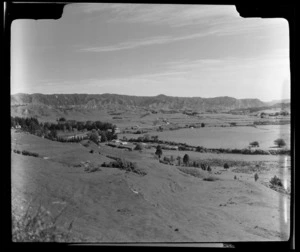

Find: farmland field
<box><xmin>11</xmin><ymin>108</ymin><xmax>292</xmax><ymax>243</ymax></box>
<box><xmin>134</xmin><ymin>124</ymin><xmax>291</xmax><ymax>149</ymax></box>
<box><xmin>11</xmin><ymin>129</ymin><xmax>291</xmax><ymax>242</ymax></box>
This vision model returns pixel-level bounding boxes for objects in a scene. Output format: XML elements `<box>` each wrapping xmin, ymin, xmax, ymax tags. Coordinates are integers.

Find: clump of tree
<box><xmin>269</xmin><ymin>175</ymin><xmax>283</xmax><ymax>187</ymax></box>
<box><xmin>134</xmin><ymin>143</ymin><xmax>143</xmax><ymax>151</ymax></box>
<box><xmin>224</xmin><ymin>163</ymin><xmax>230</xmax><ymax>169</ymax></box>
<box><xmin>13</xmin><ymin>149</ymin><xmax>21</xmax><ymax>154</ymax></box>
<box><xmin>274</xmin><ymin>138</ymin><xmax>286</xmax><ymax>148</ymax></box>
<box><xmin>183</xmin><ymin>154</ymin><xmax>190</xmax><ymax>166</ymax></box>
<box><xmin>249</xmin><ymin>141</ymin><xmax>260</xmax><ymax>148</ymax></box>
<box><xmin>89</xmin><ymin>129</ymin><xmax>100</xmax><ymax>144</ymax></box>
<box><xmin>101</xmin><ymin>158</ymin><xmax>146</xmax><ymax>176</ymax></box>
<box><xmin>155</xmin><ymin>145</ymin><xmax>163</xmax><ymax>159</ymax></box>
<box><xmin>200</xmin><ymin>163</ymin><xmax>207</xmax><ymax>170</ymax></box>
<box><xmin>196</xmin><ymin>146</ymin><xmax>205</xmax><ymax>152</ymax></box>
<box><xmin>11</xmin><ymin>116</ymin><xmax>40</xmax><ymax>134</ymax></box>
<box><xmin>11</xmin><ymin>116</ymin><xmax>118</xmax><ymax>142</ymax></box>
<box><xmin>57</xmin><ymin>117</ymin><xmax>66</xmax><ymax>122</ymax></box>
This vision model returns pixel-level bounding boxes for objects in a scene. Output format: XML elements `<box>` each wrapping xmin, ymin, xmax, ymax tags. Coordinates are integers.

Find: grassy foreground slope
<box><xmin>11</xmin><ymin>130</ymin><xmax>290</xmax><ymax>242</ymax></box>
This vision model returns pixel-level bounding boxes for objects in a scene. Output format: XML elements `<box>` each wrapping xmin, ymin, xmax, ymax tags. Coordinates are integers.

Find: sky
<box><xmin>11</xmin><ymin>3</ymin><xmax>290</xmax><ymax>101</ymax></box>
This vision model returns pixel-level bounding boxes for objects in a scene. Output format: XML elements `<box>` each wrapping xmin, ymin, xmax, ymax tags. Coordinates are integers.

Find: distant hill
<box><xmin>10</xmin><ymin>93</ymin><xmax>271</xmax><ymax>120</ymax></box>
<box><xmin>229</xmin><ymin>102</ymin><xmax>290</xmax><ymax>114</ymax></box>
<box><xmin>265</xmin><ymin>99</ymin><xmax>290</xmax><ymax>106</ymax></box>
<box><xmin>11</xmin><ymin>93</ymin><xmax>266</xmax><ymax>112</ymax></box>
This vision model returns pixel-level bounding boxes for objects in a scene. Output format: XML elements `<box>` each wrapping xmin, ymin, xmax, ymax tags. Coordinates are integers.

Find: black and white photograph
<box><xmin>9</xmin><ymin>3</ymin><xmax>292</xmax><ymax>244</ymax></box>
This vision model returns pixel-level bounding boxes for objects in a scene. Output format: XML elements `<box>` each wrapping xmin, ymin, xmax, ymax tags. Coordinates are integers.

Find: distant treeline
<box><xmin>11</xmin><ymin>116</ymin><xmax>118</xmax><ymax>142</ymax></box>
<box><xmin>125</xmin><ymin>135</ymin><xmax>290</xmax><ymax>156</ymax></box>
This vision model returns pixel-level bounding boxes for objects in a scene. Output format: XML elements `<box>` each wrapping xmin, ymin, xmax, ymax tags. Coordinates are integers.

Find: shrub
<box><xmin>224</xmin><ymin>163</ymin><xmax>230</xmax><ymax>169</ymax></box>
<box><xmin>155</xmin><ymin>145</ymin><xmax>163</xmax><ymax>158</ymax></box>
<box><xmin>203</xmin><ymin>176</ymin><xmax>218</xmax><ymax>181</ymax></box>
<box><xmin>254</xmin><ymin>173</ymin><xmax>259</xmax><ymax>182</ymax></box>
<box><xmin>134</xmin><ymin>143</ymin><xmax>143</xmax><ymax>151</ymax></box>
<box><xmin>196</xmin><ymin>146</ymin><xmax>204</xmax><ymax>152</ymax></box>
<box><xmin>250</xmin><ymin>141</ymin><xmax>260</xmax><ymax>148</ymax></box>
<box><xmin>270</xmin><ymin>175</ymin><xmax>283</xmax><ymax>187</ymax></box>
<box><xmin>183</xmin><ymin>154</ymin><xmax>190</xmax><ymax>166</ymax></box>
<box><xmin>200</xmin><ymin>163</ymin><xmax>206</xmax><ymax>171</ymax></box>
<box><xmin>21</xmin><ymin>150</ymin><xmax>39</xmax><ymax>157</ymax></box>
<box><xmin>13</xmin><ymin>149</ymin><xmax>21</xmax><ymax>154</ymax></box>
<box><xmin>274</xmin><ymin>138</ymin><xmax>286</xmax><ymax>148</ymax></box>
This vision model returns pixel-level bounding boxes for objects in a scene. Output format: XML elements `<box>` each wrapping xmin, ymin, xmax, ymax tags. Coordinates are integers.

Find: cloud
<box><xmin>79</xmin><ymin>35</ymin><xmax>173</xmax><ymax>52</ymax></box>
<box><xmin>25</xmin><ymin>48</ymin><xmax>289</xmax><ymax>100</ymax></box>
<box><xmin>73</xmin><ymin>3</ymin><xmax>238</xmax><ymax>27</ymax></box>
<box><xmin>73</xmin><ymin>3</ymin><xmax>287</xmax><ymax>32</ymax></box>
<box><xmin>163</xmin><ymin>48</ymin><xmax>289</xmax><ymax>73</ymax></box>
<box><xmin>79</xmin><ymin>29</ymin><xmax>220</xmax><ymax>52</ymax></box>
<box><xmin>76</xmin><ymin>5</ymin><xmax>287</xmax><ymax>53</ymax></box>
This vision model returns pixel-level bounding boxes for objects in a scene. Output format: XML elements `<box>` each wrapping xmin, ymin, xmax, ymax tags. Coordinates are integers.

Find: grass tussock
<box><xmin>12</xmin><ymin>201</ymin><xmax>78</xmax><ymax>242</ymax></box>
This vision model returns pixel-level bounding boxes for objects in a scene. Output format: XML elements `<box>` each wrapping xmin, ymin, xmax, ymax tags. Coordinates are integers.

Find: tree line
<box><xmin>11</xmin><ymin>116</ymin><xmax>118</xmax><ymax>143</ymax></box>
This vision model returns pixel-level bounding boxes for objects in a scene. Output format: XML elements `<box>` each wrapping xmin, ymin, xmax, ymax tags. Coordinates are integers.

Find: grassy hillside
<box><xmin>11</xmin><ymin>130</ymin><xmax>290</xmax><ymax>242</ymax></box>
